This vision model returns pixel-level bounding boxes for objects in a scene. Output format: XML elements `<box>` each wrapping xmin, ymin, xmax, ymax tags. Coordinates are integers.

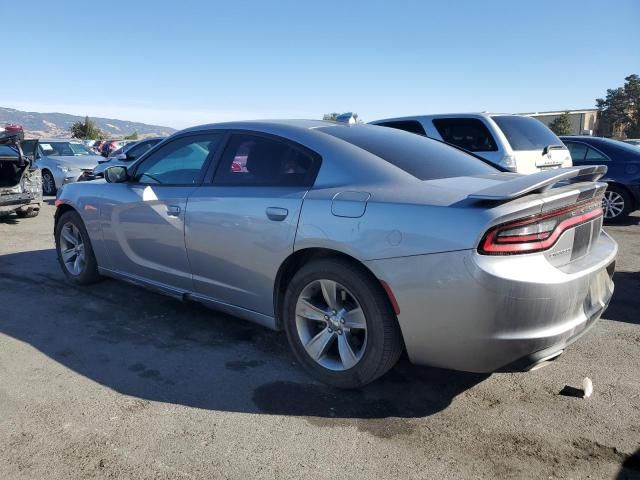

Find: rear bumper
<box><xmin>365</xmin><ymin>232</ymin><xmax>617</xmax><ymax>373</ymax></box>
<box><xmin>0</xmin><ymin>191</ymin><xmax>33</xmax><ymax>212</ymax></box>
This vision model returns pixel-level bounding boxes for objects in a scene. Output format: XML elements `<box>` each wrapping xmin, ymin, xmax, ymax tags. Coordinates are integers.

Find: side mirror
<box><xmin>105</xmin><ymin>165</ymin><xmax>129</xmax><ymax>183</ymax></box>
<box><xmin>125</xmin><ymin>153</ymin><xmax>136</xmax><ymax>161</ymax></box>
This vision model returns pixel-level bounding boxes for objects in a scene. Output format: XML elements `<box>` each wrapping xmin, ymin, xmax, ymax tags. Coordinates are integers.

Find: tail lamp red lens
<box><xmin>479</xmin><ymin>198</ymin><xmax>603</xmax><ymax>255</ymax></box>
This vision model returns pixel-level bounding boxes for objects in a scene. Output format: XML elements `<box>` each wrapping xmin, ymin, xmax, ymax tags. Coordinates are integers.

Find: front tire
<box><xmin>283</xmin><ymin>258</ymin><xmax>403</xmax><ymax>388</ymax></box>
<box><xmin>42</xmin><ymin>170</ymin><xmax>57</xmax><ymax>196</ymax></box>
<box><xmin>603</xmin><ymin>185</ymin><xmax>632</xmax><ymax>222</ymax></box>
<box><xmin>55</xmin><ymin>210</ymin><xmax>101</xmax><ymax>285</ymax></box>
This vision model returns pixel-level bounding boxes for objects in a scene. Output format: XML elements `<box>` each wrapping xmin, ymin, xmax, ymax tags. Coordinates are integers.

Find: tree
<box><xmin>124</xmin><ymin>131</ymin><xmax>139</xmax><ymax>140</ymax></box>
<box><xmin>596</xmin><ymin>74</ymin><xmax>640</xmax><ymax>138</ymax></box>
<box><xmin>322</xmin><ymin>113</ymin><xmax>340</xmax><ymax>121</ymax></box>
<box><xmin>70</xmin><ymin>116</ymin><xmax>103</xmax><ymax>139</ymax></box>
<box><xmin>548</xmin><ymin>112</ymin><xmax>573</xmax><ymax>135</ymax></box>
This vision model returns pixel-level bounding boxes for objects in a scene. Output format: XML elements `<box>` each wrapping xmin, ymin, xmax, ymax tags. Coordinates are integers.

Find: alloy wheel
<box><xmin>295</xmin><ymin>279</ymin><xmax>368</xmax><ymax>371</ymax></box>
<box><xmin>59</xmin><ymin>222</ymin><xmax>86</xmax><ymax>275</ymax></box>
<box><xmin>43</xmin><ymin>171</ymin><xmax>55</xmax><ymax>195</ymax></box>
<box><xmin>602</xmin><ymin>191</ymin><xmax>625</xmax><ymax>219</ymax></box>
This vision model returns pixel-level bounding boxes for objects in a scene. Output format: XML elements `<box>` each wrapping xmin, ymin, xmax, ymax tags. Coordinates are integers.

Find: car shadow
<box><xmin>604</xmin><ymin>271</ymin><xmax>640</xmax><ymax>325</ymax></box>
<box><xmin>0</xmin><ymin>248</ymin><xmax>487</xmax><ymax>420</ymax></box>
<box><xmin>617</xmin><ymin>448</ymin><xmax>640</xmax><ymax>479</ymax></box>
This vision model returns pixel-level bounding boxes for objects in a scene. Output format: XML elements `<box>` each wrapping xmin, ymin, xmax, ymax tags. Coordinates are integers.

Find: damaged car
<box><xmin>0</xmin><ymin>124</ymin><xmax>42</xmax><ymax>219</ymax></box>
<box><xmin>53</xmin><ymin>121</ymin><xmax>617</xmax><ymax>388</ymax></box>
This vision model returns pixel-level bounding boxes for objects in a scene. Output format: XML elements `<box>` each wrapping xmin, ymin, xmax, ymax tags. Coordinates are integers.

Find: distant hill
<box><xmin>0</xmin><ymin>107</ymin><xmax>176</xmax><ymax>139</ymax></box>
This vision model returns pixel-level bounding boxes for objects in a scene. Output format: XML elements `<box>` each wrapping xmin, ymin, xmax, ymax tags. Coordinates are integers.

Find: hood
<box><xmin>47</xmin><ymin>155</ymin><xmax>103</xmax><ymax>170</ymax></box>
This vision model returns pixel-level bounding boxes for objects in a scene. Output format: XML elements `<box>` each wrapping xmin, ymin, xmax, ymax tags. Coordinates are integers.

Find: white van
<box><xmin>370</xmin><ymin>113</ymin><xmax>572</xmax><ymax>173</ymax></box>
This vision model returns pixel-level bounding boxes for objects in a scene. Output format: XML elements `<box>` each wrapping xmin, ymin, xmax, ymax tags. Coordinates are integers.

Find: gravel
<box><xmin>1</xmin><ymin>201</ymin><xmax>638</xmax><ymax>479</ymax></box>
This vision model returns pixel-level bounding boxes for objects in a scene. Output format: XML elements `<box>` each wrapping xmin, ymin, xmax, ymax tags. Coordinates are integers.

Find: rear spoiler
<box><xmin>468</xmin><ymin>166</ymin><xmax>607</xmax><ymax>201</ymax></box>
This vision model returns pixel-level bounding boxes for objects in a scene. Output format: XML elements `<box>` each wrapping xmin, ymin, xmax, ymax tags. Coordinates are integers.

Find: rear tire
<box><xmin>55</xmin><ymin>210</ymin><xmax>101</xmax><ymax>285</ymax></box>
<box><xmin>283</xmin><ymin>258</ymin><xmax>403</xmax><ymax>388</ymax></box>
<box><xmin>603</xmin><ymin>185</ymin><xmax>632</xmax><ymax>223</ymax></box>
<box><xmin>16</xmin><ymin>207</ymin><xmax>39</xmax><ymax>218</ymax></box>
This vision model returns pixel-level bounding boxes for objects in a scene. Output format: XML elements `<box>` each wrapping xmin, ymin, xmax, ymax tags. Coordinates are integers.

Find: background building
<box><xmin>519</xmin><ymin>108</ymin><xmax>600</xmax><ymax>135</ymax></box>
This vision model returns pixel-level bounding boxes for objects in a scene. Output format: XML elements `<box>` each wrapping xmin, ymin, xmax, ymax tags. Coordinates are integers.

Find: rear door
<box><xmin>101</xmin><ymin>132</ymin><xmax>223</xmax><ymax>291</ymax></box>
<box><xmin>491</xmin><ymin>115</ymin><xmax>572</xmax><ymax>173</ymax></box>
<box><xmin>185</xmin><ymin>132</ymin><xmax>320</xmax><ymax>317</ymax></box>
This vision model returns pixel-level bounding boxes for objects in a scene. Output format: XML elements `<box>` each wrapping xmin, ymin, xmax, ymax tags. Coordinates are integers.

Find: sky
<box><xmin>1</xmin><ymin>0</ymin><xmax>638</xmax><ymax>129</ymax></box>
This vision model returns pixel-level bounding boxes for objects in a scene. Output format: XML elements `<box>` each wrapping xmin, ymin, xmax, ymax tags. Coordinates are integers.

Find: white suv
<box><xmin>370</xmin><ymin>113</ymin><xmax>572</xmax><ymax>173</ymax></box>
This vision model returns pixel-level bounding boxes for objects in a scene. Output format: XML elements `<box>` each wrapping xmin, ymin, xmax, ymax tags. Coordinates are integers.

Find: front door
<box><xmin>102</xmin><ymin>132</ymin><xmax>224</xmax><ymax>291</ymax></box>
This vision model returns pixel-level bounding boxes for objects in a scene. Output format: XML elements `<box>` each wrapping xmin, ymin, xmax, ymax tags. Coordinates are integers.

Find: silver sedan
<box><xmin>53</xmin><ymin>120</ymin><xmax>617</xmax><ymax>388</ymax></box>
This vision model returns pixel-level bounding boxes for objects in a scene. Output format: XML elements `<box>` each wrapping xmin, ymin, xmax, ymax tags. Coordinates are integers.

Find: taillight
<box><xmin>479</xmin><ymin>198</ymin><xmax>603</xmax><ymax>255</ymax></box>
<box><xmin>5</xmin><ymin>124</ymin><xmax>23</xmax><ymax>132</ymax></box>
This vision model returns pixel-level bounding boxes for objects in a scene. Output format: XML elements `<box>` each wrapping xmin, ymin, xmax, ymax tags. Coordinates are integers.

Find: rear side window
<box><xmin>565</xmin><ymin>142</ymin><xmax>587</xmax><ymax>161</ymax></box>
<box><xmin>213</xmin><ymin>134</ymin><xmax>319</xmax><ymax>187</ymax></box>
<box><xmin>492</xmin><ymin>115</ymin><xmax>563</xmax><ymax>151</ymax></box>
<box><xmin>432</xmin><ymin>118</ymin><xmax>498</xmax><ymax>152</ymax></box>
<box><xmin>321</xmin><ymin>125</ymin><xmax>497</xmax><ymax>180</ymax></box>
<box><xmin>376</xmin><ymin>120</ymin><xmax>426</xmax><ymax>136</ymax></box>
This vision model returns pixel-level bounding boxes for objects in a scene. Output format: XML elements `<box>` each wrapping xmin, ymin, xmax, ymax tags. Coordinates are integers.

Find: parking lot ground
<box><xmin>1</xmin><ymin>200</ymin><xmax>639</xmax><ymax>479</ymax></box>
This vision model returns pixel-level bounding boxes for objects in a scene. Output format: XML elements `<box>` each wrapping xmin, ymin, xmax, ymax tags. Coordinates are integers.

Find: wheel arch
<box><xmin>54</xmin><ymin>203</ymin><xmax>79</xmax><ymax>230</ymax></box>
<box><xmin>273</xmin><ymin>247</ymin><xmax>398</xmax><ymax>330</ymax></box>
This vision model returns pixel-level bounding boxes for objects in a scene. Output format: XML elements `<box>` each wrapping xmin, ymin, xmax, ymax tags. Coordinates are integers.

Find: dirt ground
<box><xmin>1</xmin><ymin>200</ymin><xmax>639</xmax><ymax>479</ymax></box>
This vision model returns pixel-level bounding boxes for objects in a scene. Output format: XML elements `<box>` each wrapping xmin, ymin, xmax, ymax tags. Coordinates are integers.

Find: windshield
<box><xmin>320</xmin><ymin>125</ymin><xmax>498</xmax><ymax>180</ymax></box>
<box><xmin>40</xmin><ymin>141</ymin><xmax>94</xmax><ymax>156</ymax></box>
<box><xmin>492</xmin><ymin>115</ymin><xmax>564</xmax><ymax>151</ymax></box>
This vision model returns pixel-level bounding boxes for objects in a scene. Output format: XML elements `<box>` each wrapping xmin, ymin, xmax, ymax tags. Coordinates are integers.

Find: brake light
<box><xmin>479</xmin><ymin>198</ymin><xmax>603</xmax><ymax>255</ymax></box>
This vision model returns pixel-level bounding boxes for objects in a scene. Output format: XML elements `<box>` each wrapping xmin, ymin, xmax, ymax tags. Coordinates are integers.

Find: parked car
<box><xmin>93</xmin><ymin>140</ymin><xmax>106</xmax><ymax>154</ymax></box>
<box><xmin>561</xmin><ymin>135</ymin><xmax>640</xmax><ymax>222</ymax></box>
<box><xmin>54</xmin><ymin>120</ymin><xmax>616</xmax><ymax>388</ymax></box>
<box><xmin>370</xmin><ymin>113</ymin><xmax>572</xmax><ymax>174</ymax></box>
<box><xmin>0</xmin><ymin>125</ymin><xmax>42</xmax><ymax>219</ymax></box>
<box><xmin>100</xmin><ymin>139</ymin><xmax>133</xmax><ymax>158</ymax></box>
<box><xmin>21</xmin><ymin>139</ymin><xmax>103</xmax><ymax>195</ymax></box>
<box><xmin>93</xmin><ymin>137</ymin><xmax>165</xmax><ymax>177</ymax></box>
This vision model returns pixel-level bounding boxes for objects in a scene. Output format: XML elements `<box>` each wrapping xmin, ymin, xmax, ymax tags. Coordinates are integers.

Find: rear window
<box><xmin>492</xmin><ymin>115</ymin><xmax>563</xmax><ymax>151</ymax></box>
<box><xmin>320</xmin><ymin>125</ymin><xmax>497</xmax><ymax>180</ymax></box>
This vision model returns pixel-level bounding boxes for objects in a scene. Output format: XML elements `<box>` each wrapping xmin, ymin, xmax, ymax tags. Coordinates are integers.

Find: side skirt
<box><xmin>98</xmin><ymin>267</ymin><xmax>279</xmax><ymax>331</ymax></box>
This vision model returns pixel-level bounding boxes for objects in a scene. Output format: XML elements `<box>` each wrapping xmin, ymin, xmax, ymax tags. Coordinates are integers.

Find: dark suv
<box><xmin>0</xmin><ymin>125</ymin><xmax>42</xmax><ymax>219</ymax></box>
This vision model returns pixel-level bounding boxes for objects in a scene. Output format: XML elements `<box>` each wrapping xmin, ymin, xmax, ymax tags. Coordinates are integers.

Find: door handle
<box><xmin>266</xmin><ymin>207</ymin><xmax>288</xmax><ymax>221</ymax></box>
<box><xmin>166</xmin><ymin>205</ymin><xmax>181</xmax><ymax>217</ymax></box>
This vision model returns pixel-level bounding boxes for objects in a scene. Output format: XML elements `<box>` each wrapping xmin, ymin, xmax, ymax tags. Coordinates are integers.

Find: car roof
<box><xmin>369</xmin><ymin>113</ymin><xmax>523</xmax><ymax>124</ymax></box>
<box><xmin>182</xmin><ymin>119</ymin><xmax>335</xmax><ymax>134</ymax></box>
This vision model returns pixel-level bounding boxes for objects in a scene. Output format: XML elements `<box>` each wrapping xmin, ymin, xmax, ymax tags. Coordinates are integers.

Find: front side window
<box><xmin>213</xmin><ymin>134</ymin><xmax>318</xmax><ymax>187</ymax></box>
<box><xmin>432</xmin><ymin>118</ymin><xmax>498</xmax><ymax>152</ymax></box>
<box><xmin>127</xmin><ymin>140</ymin><xmax>159</xmax><ymax>160</ymax></box>
<box><xmin>133</xmin><ymin>134</ymin><xmax>222</xmax><ymax>185</ymax></box>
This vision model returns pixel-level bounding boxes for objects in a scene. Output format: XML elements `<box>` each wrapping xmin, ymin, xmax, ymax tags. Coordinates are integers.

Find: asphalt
<box><xmin>1</xmin><ymin>200</ymin><xmax>639</xmax><ymax>479</ymax></box>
